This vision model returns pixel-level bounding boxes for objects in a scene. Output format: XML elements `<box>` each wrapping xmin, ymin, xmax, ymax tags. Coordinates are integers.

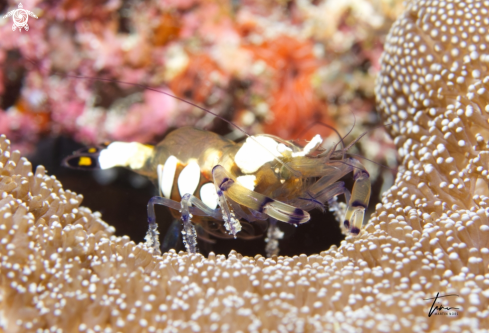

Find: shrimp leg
<box><xmin>343</xmin><ymin>158</ymin><xmax>371</xmax><ymax>235</ymax></box>
<box><xmin>290</xmin><ymin>157</ymin><xmax>370</xmax><ymax>235</ymax></box>
<box><xmin>212</xmin><ymin>165</ymin><xmax>310</xmax><ymax>238</ymax></box>
<box><xmin>179</xmin><ymin>194</ymin><xmax>199</xmax><ymax>253</ymax></box>
<box><xmin>265</xmin><ymin>218</ymin><xmax>284</xmax><ymax>258</ymax></box>
<box><xmin>291</xmin><ymin>181</ymin><xmax>351</xmax><ymax>233</ymax></box>
<box><xmin>161</xmin><ymin>219</ymin><xmax>182</xmax><ymax>253</ymax></box>
<box><xmin>313</xmin><ymin>158</ymin><xmax>370</xmax><ymax>235</ymax></box>
<box><xmin>146</xmin><ymin>195</ymin><xmax>222</xmax><ymax>254</ymax></box>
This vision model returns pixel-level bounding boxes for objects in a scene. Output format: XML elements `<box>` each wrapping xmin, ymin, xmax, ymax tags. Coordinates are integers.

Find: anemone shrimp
<box><xmin>63</xmin><ymin>77</ymin><xmax>372</xmax><ymax>257</ymax></box>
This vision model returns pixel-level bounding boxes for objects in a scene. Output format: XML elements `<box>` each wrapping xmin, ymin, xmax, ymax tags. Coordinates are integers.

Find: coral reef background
<box><xmin>0</xmin><ymin>0</ymin><xmax>488</xmax><ymax>332</ymax></box>
<box><xmin>0</xmin><ymin>0</ymin><xmax>400</xmax><ymax>256</ymax></box>
<box><xmin>0</xmin><ymin>0</ymin><xmax>402</xmax><ymax>151</ymax></box>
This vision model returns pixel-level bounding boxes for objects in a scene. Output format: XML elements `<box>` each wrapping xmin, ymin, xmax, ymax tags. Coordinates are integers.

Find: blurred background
<box><xmin>0</xmin><ymin>0</ymin><xmax>401</xmax><ymax>257</ymax></box>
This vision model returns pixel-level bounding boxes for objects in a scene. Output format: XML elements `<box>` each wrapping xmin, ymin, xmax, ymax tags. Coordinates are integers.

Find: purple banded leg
<box><xmin>213</xmin><ymin>175</ymin><xmax>242</xmax><ymax>238</ymax></box>
<box><xmin>146</xmin><ymin>195</ymin><xmax>222</xmax><ymax>254</ymax></box>
<box><xmin>180</xmin><ymin>193</ymin><xmax>198</xmax><ymax>254</ymax></box>
<box><xmin>343</xmin><ymin>158</ymin><xmax>371</xmax><ymax>235</ymax></box>
<box><xmin>315</xmin><ymin>182</ymin><xmax>351</xmax><ymax>231</ymax></box>
<box><xmin>212</xmin><ymin>165</ymin><xmax>310</xmax><ymax>235</ymax></box>
<box><xmin>292</xmin><ymin>181</ymin><xmax>351</xmax><ymax>232</ymax></box>
<box><xmin>145</xmin><ymin>197</ymin><xmax>165</xmax><ymax>255</ymax></box>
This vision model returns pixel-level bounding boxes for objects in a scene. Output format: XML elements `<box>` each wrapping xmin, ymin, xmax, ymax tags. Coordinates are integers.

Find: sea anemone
<box><xmin>1</xmin><ymin>0</ymin><xmax>489</xmax><ymax>332</ymax></box>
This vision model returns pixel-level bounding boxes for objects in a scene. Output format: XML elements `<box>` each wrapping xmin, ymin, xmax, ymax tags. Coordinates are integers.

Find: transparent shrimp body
<box><xmin>64</xmin><ymin>126</ymin><xmax>371</xmax><ymax>255</ymax></box>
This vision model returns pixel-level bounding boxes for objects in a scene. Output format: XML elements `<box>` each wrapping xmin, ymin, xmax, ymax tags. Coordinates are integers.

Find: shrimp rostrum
<box><xmin>64</xmin><ymin>126</ymin><xmax>371</xmax><ymax>255</ymax></box>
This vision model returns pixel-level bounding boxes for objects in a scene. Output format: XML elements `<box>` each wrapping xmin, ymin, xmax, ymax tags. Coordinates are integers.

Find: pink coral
<box><xmin>110</xmin><ymin>88</ymin><xmax>177</xmax><ymax>142</ymax></box>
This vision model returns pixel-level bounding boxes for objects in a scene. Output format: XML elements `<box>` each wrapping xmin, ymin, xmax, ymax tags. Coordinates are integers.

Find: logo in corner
<box><xmin>2</xmin><ymin>3</ymin><xmax>38</xmax><ymax>32</ymax></box>
<box><xmin>423</xmin><ymin>292</ymin><xmax>460</xmax><ymax>317</ymax></box>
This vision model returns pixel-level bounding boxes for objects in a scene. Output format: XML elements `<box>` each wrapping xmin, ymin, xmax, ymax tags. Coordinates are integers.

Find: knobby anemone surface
<box><xmin>1</xmin><ymin>0</ymin><xmax>489</xmax><ymax>332</ymax></box>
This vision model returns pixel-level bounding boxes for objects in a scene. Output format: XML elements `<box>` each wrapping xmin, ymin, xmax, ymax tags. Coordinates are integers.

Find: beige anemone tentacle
<box><xmin>0</xmin><ymin>1</ymin><xmax>488</xmax><ymax>332</ymax></box>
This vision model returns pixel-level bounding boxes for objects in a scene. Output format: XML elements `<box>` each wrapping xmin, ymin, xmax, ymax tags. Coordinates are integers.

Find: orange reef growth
<box><xmin>248</xmin><ymin>35</ymin><xmax>330</xmax><ymax>140</ymax></box>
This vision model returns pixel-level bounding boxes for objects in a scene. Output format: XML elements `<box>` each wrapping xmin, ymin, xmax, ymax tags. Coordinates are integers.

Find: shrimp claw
<box><xmin>212</xmin><ymin>165</ymin><xmax>310</xmax><ymax>229</ymax></box>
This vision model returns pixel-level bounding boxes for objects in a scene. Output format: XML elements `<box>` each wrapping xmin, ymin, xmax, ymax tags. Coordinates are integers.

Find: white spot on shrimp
<box><xmin>276</xmin><ymin>143</ymin><xmax>292</xmax><ymax>154</ymax></box>
<box><xmin>200</xmin><ymin>183</ymin><xmax>218</xmax><ymax>209</ymax></box>
<box><xmin>292</xmin><ymin>134</ymin><xmax>323</xmax><ymax>157</ymax></box>
<box><xmin>236</xmin><ymin>175</ymin><xmax>256</xmax><ymax>191</ymax></box>
<box><xmin>178</xmin><ymin>160</ymin><xmax>201</xmax><ymax>197</ymax></box>
<box><xmin>161</xmin><ymin>155</ymin><xmax>178</xmax><ymax>198</ymax></box>
<box><xmin>157</xmin><ymin>164</ymin><xmax>163</xmax><ymax>189</ymax></box>
<box><xmin>99</xmin><ymin>142</ymin><xmax>138</xmax><ymax>169</ymax></box>
<box><xmin>234</xmin><ymin>136</ymin><xmax>282</xmax><ymax>174</ymax></box>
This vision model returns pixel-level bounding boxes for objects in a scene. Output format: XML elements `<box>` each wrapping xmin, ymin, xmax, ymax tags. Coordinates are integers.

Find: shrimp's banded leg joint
<box><xmin>343</xmin><ymin>158</ymin><xmax>371</xmax><ymax>235</ymax></box>
<box><xmin>212</xmin><ymin>165</ymin><xmax>310</xmax><ymax>233</ymax></box>
<box><xmin>213</xmin><ymin>170</ymin><xmax>242</xmax><ymax>238</ymax></box>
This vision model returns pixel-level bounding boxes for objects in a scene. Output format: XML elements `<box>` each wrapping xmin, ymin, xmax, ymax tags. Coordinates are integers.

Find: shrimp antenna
<box><xmin>339</xmin><ymin>108</ymin><xmax>357</xmax><ymax>149</ymax></box>
<box><xmin>334</xmin><ymin>121</ymin><xmax>395</xmax><ymax>171</ymax></box>
<box><xmin>330</xmin><ymin>108</ymin><xmax>357</xmax><ymax>161</ymax></box>
<box><xmin>295</xmin><ymin>121</ymin><xmax>345</xmax><ymax>150</ymax></box>
<box><xmin>317</xmin><ymin>107</ymin><xmax>394</xmax><ymax>171</ymax></box>
<box><xmin>62</xmin><ymin>74</ymin><xmax>300</xmax><ymax>176</ymax></box>
<box><xmin>348</xmin><ymin>153</ymin><xmax>396</xmax><ymax>172</ymax></box>
<box><xmin>342</xmin><ymin>122</ymin><xmax>393</xmax><ymax>152</ymax></box>
<box><xmin>64</xmin><ymin>74</ymin><xmax>237</xmax><ymax>130</ymax></box>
